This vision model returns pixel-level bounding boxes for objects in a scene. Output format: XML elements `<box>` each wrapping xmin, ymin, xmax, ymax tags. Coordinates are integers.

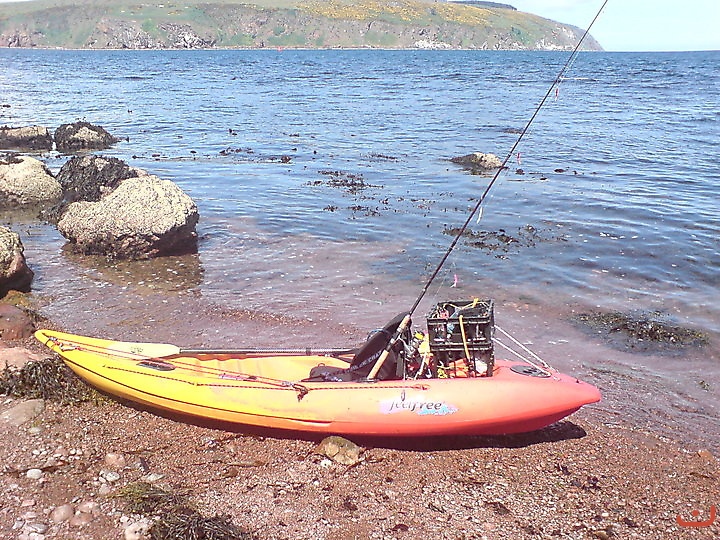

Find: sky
<box><xmin>510</xmin><ymin>0</ymin><xmax>720</xmax><ymax>52</ymax></box>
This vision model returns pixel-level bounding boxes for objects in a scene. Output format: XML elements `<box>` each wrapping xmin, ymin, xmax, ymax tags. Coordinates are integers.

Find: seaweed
<box><xmin>151</xmin><ymin>512</ymin><xmax>252</xmax><ymax>540</ymax></box>
<box><xmin>444</xmin><ymin>225</ymin><xmax>556</xmax><ymax>256</ymax></box>
<box><xmin>0</xmin><ymin>357</ymin><xmax>99</xmax><ymax>404</ymax></box>
<box><xmin>115</xmin><ymin>482</ymin><xmax>255</xmax><ymax>540</ymax></box>
<box><xmin>572</xmin><ymin>310</ymin><xmax>709</xmax><ymax>354</ymax></box>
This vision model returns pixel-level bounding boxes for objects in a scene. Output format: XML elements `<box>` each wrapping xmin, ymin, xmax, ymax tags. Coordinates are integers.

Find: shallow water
<box><xmin>1</xmin><ymin>49</ymin><xmax>718</xmax><ymax>450</ymax></box>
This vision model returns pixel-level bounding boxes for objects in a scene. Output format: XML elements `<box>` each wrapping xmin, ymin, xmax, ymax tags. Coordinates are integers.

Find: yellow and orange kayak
<box><xmin>35</xmin><ymin>329</ymin><xmax>600</xmax><ymax>437</ymax></box>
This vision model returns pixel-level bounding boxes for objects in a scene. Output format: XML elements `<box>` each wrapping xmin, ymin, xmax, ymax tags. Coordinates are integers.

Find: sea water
<box><xmin>1</xmin><ymin>49</ymin><xmax>718</xmax><ymax>448</ymax></box>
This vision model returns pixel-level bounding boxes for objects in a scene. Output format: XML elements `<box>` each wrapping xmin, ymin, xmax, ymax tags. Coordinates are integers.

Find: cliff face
<box><xmin>0</xmin><ymin>0</ymin><xmax>602</xmax><ymax>50</ymax></box>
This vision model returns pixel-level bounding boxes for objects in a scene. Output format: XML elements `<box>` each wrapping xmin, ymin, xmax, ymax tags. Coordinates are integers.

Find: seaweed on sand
<box><xmin>0</xmin><ymin>357</ymin><xmax>98</xmax><ymax>403</ymax></box>
<box><xmin>572</xmin><ymin>310</ymin><xmax>709</xmax><ymax>354</ymax></box>
<box><xmin>115</xmin><ymin>482</ymin><xmax>255</xmax><ymax>540</ymax></box>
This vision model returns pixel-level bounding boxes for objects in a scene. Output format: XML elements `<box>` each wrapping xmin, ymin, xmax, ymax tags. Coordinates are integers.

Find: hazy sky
<box><xmin>511</xmin><ymin>0</ymin><xmax>720</xmax><ymax>52</ymax></box>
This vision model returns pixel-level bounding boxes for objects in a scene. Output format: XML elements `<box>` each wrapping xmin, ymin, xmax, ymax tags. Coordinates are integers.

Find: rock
<box><xmin>313</xmin><ymin>435</ymin><xmax>363</xmax><ymax>466</ymax></box>
<box><xmin>0</xmin><ymin>126</ymin><xmax>53</xmax><ymax>151</ymax></box>
<box><xmin>0</xmin><ymin>155</ymin><xmax>62</xmax><ymax>208</ymax></box>
<box><xmin>0</xmin><ymin>399</ymin><xmax>45</xmax><ymax>426</ymax></box>
<box><xmin>76</xmin><ymin>500</ymin><xmax>100</xmax><ymax>514</ymax></box>
<box><xmin>54</xmin><ymin>121</ymin><xmax>119</xmax><ymax>152</ymax></box>
<box><xmin>104</xmin><ymin>452</ymin><xmax>127</xmax><ymax>469</ymax></box>
<box><xmin>100</xmin><ymin>469</ymin><xmax>121</xmax><ymax>483</ymax></box>
<box><xmin>0</xmin><ymin>345</ymin><xmax>42</xmax><ymax>369</ymax></box>
<box><xmin>697</xmin><ymin>449</ymin><xmax>714</xmax><ymax>461</ymax></box>
<box><xmin>0</xmin><ymin>227</ymin><xmax>34</xmax><ymax>297</ymax></box>
<box><xmin>46</xmin><ymin>155</ymin><xmax>142</xmax><ymax>223</ymax></box>
<box><xmin>25</xmin><ymin>468</ymin><xmax>43</xmax><ymax>480</ymax></box>
<box><xmin>451</xmin><ymin>152</ymin><xmax>503</xmax><ymax>172</ymax></box>
<box><xmin>56</xmin><ymin>155</ymin><xmax>140</xmax><ymax>202</ymax></box>
<box><xmin>0</xmin><ymin>304</ymin><xmax>34</xmax><ymax>340</ymax></box>
<box><xmin>50</xmin><ymin>504</ymin><xmax>74</xmax><ymax>523</ymax></box>
<box><xmin>58</xmin><ymin>175</ymin><xmax>199</xmax><ymax>259</ymax></box>
<box><xmin>141</xmin><ymin>472</ymin><xmax>165</xmax><ymax>483</ymax></box>
<box><xmin>69</xmin><ymin>512</ymin><xmax>94</xmax><ymax>527</ymax></box>
<box><xmin>44</xmin><ymin>155</ymin><xmax>141</xmax><ymax>224</ymax></box>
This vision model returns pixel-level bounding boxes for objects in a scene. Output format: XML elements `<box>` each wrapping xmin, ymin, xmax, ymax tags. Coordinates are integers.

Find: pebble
<box><xmin>697</xmin><ymin>449</ymin><xmax>714</xmax><ymax>461</ymax></box>
<box><xmin>100</xmin><ymin>470</ymin><xmax>121</xmax><ymax>483</ymax></box>
<box><xmin>50</xmin><ymin>504</ymin><xmax>74</xmax><ymax>523</ymax></box>
<box><xmin>77</xmin><ymin>500</ymin><xmax>99</xmax><ymax>514</ymax></box>
<box><xmin>141</xmin><ymin>472</ymin><xmax>164</xmax><ymax>483</ymax></box>
<box><xmin>25</xmin><ymin>469</ymin><xmax>43</xmax><ymax>480</ymax></box>
<box><xmin>104</xmin><ymin>452</ymin><xmax>127</xmax><ymax>469</ymax></box>
<box><xmin>69</xmin><ymin>512</ymin><xmax>94</xmax><ymax>527</ymax></box>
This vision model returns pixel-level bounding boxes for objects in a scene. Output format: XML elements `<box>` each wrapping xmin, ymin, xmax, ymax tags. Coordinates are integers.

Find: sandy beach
<box><xmin>1</xmin><ymin>317</ymin><xmax>718</xmax><ymax>540</ymax></box>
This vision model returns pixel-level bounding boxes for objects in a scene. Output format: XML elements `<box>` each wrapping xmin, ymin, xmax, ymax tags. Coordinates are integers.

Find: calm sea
<box><xmin>1</xmin><ymin>49</ymin><xmax>718</xmax><ymax>448</ymax></box>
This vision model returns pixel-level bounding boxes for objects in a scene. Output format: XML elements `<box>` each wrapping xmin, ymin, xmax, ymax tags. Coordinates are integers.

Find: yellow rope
<box><xmin>458</xmin><ymin>314</ymin><xmax>472</xmax><ymax>364</ymax></box>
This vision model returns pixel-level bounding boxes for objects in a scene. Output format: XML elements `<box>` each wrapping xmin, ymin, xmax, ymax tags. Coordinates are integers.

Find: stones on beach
<box><xmin>54</xmin><ymin>121</ymin><xmax>119</xmax><ymax>152</ymax></box>
<box><xmin>0</xmin><ymin>226</ymin><xmax>34</xmax><ymax>297</ymax></box>
<box><xmin>0</xmin><ymin>155</ymin><xmax>62</xmax><ymax>208</ymax></box>
<box><xmin>0</xmin><ymin>126</ymin><xmax>53</xmax><ymax>151</ymax></box>
<box><xmin>58</xmin><ymin>173</ymin><xmax>199</xmax><ymax>259</ymax></box>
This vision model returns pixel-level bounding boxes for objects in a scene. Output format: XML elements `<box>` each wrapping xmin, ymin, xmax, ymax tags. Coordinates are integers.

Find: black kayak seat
<box><xmin>304</xmin><ymin>312</ymin><xmax>409</xmax><ymax>382</ymax></box>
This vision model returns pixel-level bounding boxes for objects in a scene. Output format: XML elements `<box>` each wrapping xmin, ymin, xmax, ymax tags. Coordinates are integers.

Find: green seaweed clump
<box><xmin>115</xmin><ymin>482</ymin><xmax>255</xmax><ymax>540</ymax></box>
<box><xmin>0</xmin><ymin>357</ymin><xmax>98</xmax><ymax>404</ymax></box>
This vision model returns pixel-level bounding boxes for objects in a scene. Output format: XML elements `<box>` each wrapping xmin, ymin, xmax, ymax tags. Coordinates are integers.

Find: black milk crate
<box><xmin>426</xmin><ymin>299</ymin><xmax>495</xmax><ymax>376</ymax></box>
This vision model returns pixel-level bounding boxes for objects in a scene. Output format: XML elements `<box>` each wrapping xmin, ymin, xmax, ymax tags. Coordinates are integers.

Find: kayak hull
<box><xmin>35</xmin><ymin>329</ymin><xmax>601</xmax><ymax>437</ymax></box>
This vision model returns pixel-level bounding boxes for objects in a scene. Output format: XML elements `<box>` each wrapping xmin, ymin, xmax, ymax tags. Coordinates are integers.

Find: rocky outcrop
<box><xmin>0</xmin><ymin>154</ymin><xmax>62</xmax><ymax>208</ymax></box>
<box><xmin>0</xmin><ymin>126</ymin><xmax>53</xmax><ymax>151</ymax></box>
<box><xmin>0</xmin><ymin>226</ymin><xmax>34</xmax><ymax>297</ymax></box>
<box><xmin>451</xmin><ymin>152</ymin><xmax>503</xmax><ymax>173</ymax></box>
<box><xmin>54</xmin><ymin>122</ymin><xmax>119</xmax><ymax>153</ymax></box>
<box><xmin>58</xmin><ymin>175</ymin><xmax>199</xmax><ymax>259</ymax></box>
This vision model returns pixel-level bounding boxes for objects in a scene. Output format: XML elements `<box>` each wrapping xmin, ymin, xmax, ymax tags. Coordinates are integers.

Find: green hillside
<box><xmin>0</xmin><ymin>0</ymin><xmax>602</xmax><ymax>50</ymax></box>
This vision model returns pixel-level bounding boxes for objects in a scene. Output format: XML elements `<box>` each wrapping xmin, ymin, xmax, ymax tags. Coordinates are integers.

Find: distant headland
<box><xmin>0</xmin><ymin>0</ymin><xmax>602</xmax><ymax>50</ymax></box>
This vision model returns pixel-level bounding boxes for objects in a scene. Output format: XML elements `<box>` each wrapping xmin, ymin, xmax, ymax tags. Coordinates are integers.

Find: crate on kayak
<box><xmin>426</xmin><ymin>299</ymin><xmax>495</xmax><ymax>376</ymax></box>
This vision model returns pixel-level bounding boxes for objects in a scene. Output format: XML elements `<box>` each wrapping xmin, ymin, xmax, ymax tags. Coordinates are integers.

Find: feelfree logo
<box><xmin>380</xmin><ymin>392</ymin><xmax>458</xmax><ymax>416</ymax></box>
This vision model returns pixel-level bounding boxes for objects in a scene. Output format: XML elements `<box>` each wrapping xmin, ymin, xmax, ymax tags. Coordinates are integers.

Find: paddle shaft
<box><xmin>179</xmin><ymin>347</ymin><xmax>354</xmax><ymax>356</ymax></box>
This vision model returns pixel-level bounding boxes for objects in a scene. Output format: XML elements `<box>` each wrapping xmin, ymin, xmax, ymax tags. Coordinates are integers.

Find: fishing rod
<box><xmin>367</xmin><ymin>0</ymin><xmax>610</xmax><ymax>379</ymax></box>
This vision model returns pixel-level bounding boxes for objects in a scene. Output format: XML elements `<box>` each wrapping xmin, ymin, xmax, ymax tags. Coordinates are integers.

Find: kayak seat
<box><xmin>304</xmin><ymin>312</ymin><xmax>409</xmax><ymax>382</ymax></box>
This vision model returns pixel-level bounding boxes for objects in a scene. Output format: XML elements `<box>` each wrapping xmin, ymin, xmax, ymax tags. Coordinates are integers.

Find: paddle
<box><xmin>111</xmin><ymin>341</ymin><xmax>355</xmax><ymax>359</ymax></box>
<box><xmin>38</xmin><ymin>330</ymin><xmax>356</xmax><ymax>361</ymax></box>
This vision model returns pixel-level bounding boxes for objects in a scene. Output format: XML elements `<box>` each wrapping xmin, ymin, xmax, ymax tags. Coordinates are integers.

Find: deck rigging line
<box><xmin>368</xmin><ymin>0</ymin><xmax>610</xmax><ymax>379</ymax></box>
